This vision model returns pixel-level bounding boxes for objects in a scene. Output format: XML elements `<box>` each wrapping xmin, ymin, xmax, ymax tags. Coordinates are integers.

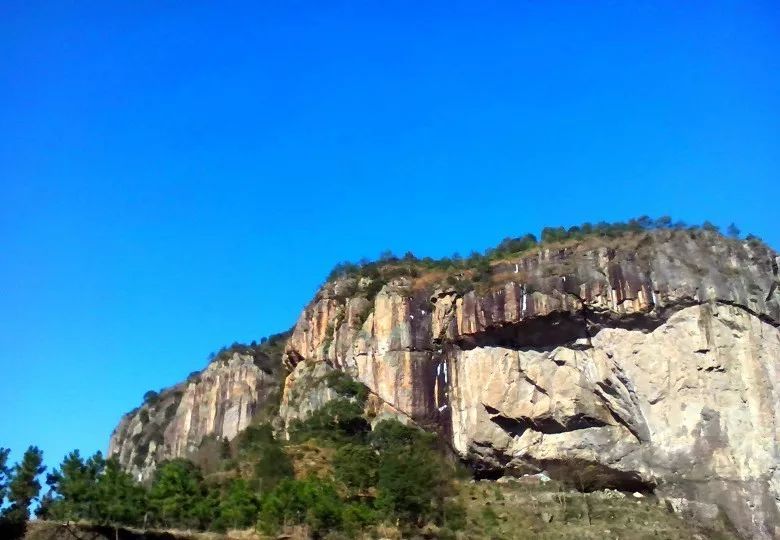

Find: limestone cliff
<box><xmin>109</xmin><ymin>342</ymin><xmax>285</xmax><ymax>481</ymax></box>
<box><xmin>280</xmin><ymin>229</ymin><xmax>780</xmax><ymax>538</ymax></box>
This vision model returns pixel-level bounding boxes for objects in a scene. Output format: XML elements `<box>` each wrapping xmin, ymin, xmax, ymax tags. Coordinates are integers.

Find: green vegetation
<box><xmin>0</xmin><ymin>448</ymin><xmax>10</xmax><ymax>506</ymax></box>
<box><xmin>14</xmin><ymin>370</ymin><xmax>464</xmax><ymax>538</ymax></box>
<box><xmin>325</xmin><ymin>216</ymin><xmax>767</xmax><ymax>291</ymax></box>
<box><xmin>206</xmin><ymin>329</ymin><xmax>291</xmax><ymax>374</ymax></box>
<box><xmin>289</xmin><ymin>399</ymin><xmax>370</xmax><ymax>444</ymax></box>
<box><xmin>0</xmin><ymin>446</ymin><xmax>46</xmax><ymax>538</ymax></box>
<box><xmin>322</xmin><ymin>370</ymin><xmax>369</xmax><ymax>405</ymax></box>
<box><xmin>4</xmin><ymin>368</ymin><xmax>739</xmax><ymax>539</ymax></box>
<box><xmin>450</xmin><ymin>478</ymin><xmax>737</xmax><ymax>540</ymax></box>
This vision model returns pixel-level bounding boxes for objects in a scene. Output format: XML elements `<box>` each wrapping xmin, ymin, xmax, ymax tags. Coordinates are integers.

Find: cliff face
<box><xmin>280</xmin><ymin>230</ymin><xmax>780</xmax><ymax>538</ymax></box>
<box><xmin>109</xmin><ymin>351</ymin><xmax>281</xmax><ymax>481</ymax></box>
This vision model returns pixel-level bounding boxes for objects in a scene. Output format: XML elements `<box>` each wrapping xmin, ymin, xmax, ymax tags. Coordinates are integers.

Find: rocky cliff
<box><xmin>109</xmin><ymin>227</ymin><xmax>779</xmax><ymax>538</ymax></box>
<box><xmin>279</xmin><ymin>229</ymin><xmax>780</xmax><ymax>539</ymax></box>
<box><xmin>109</xmin><ymin>340</ymin><xmax>286</xmax><ymax>481</ymax></box>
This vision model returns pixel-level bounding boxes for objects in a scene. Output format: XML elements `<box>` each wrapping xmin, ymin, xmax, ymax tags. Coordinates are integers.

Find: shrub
<box><xmin>164</xmin><ymin>403</ymin><xmax>178</xmax><ymax>420</ymax></box>
<box><xmin>289</xmin><ymin>399</ymin><xmax>370</xmax><ymax>444</ymax></box>
<box><xmin>324</xmin><ymin>371</ymin><xmax>369</xmax><ymax>405</ymax></box>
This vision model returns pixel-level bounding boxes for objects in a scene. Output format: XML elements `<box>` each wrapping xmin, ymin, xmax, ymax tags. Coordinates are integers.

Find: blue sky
<box><xmin>1</xmin><ymin>1</ymin><xmax>778</xmax><ymax>470</ymax></box>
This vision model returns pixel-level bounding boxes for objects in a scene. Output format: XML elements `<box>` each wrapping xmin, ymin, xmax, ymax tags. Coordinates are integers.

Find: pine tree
<box><xmin>0</xmin><ymin>448</ymin><xmax>10</xmax><ymax>504</ymax></box>
<box><xmin>2</xmin><ymin>446</ymin><xmax>45</xmax><ymax>524</ymax></box>
<box><xmin>149</xmin><ymin>459</ymin><xmax>211</xmax><ymax>529</ymax></box>
<box><xmin>45</xmin><ymin>450</ymin><xmax>104</xmax><ymax>522</ymax></box>
<box><xmin>217</xmin><ymin>479</ymin><xmax>258</xmax><ymax>530</ymax></box>
<box><xmin>94</xmin><ymin>458</ymin><xmax>146</xmax><ymax>530</ymax></box>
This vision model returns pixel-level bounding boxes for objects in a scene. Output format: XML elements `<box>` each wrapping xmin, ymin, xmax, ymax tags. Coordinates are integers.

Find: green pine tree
<box><xmin>216</xmin><ymin>479</ymin><xmax>258</xmax><ymax>530</ymax></box>
<box><xmin>149</xmin><ymin>459</ymin><xmax>212</xmax><ymax>530</ymax></box>
<box><xmin>45</xmin><ymin>450</ymin><xmax>105</xmax><ymax>522</ymax></box>
<box><xmin>0</xmin><ymin>448</ymin><xmax>10</xmax><ymax>504</ymax></box>
<box><xmin>2</xmin><ymin>446</ymin><xmax>45</xmax><ymax>524</ymax></box>
<box><xmin>94</xmin><ymin>458</ymin><xmax>146</xmax><ymax>531</ymax></box>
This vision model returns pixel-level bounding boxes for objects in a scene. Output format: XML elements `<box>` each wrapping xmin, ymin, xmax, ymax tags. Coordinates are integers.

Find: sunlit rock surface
<box><xmin>281</xmin><ymin>231</ymin><xmax>780</xmax><ymax>538</ymax></box>
<box><xmin>109</xmin><ymin>352</ymin><xmax>279</xmax><ymax>481</ymax></box>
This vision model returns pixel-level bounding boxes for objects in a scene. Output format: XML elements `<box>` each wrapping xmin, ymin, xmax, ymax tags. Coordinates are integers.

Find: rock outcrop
<box><xmin>280</xmin><ymin>230</ymin><xmax>780</xmax><ymax>538</ymax></box>
<box><xmin>109</xmin><ymin>350</ymin><xmax>281</xmax><ymax>481</ymax></box>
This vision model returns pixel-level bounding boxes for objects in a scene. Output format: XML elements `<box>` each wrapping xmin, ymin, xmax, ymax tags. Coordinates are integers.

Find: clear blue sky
<box><xmin>1</xmin><ymin>1</ymin><xmax>778</xmax><ymax>470</ymax></box>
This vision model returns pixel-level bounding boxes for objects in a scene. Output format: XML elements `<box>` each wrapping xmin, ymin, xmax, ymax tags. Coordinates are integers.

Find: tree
<box><xmin>370</xmin><ymin>420</ymin><xmax>453</xmax><ymax>524</ymax></box>
<box><xmin>378</xmin><ymin>250</ymin><xmax>397</xmax><ymax>263</ymax></box>
<box><xmin>94</xmin><ymin>458</ymin><xmax>146</xmax><ymax>530</ymax></box>
<box><xmin>234</xmin><ymin>425</ymin><xmax>294</xmax><ymax>492</ymax></box>
<box><xmin>375</xmin><ymin>446</ymin><xmax>442</xmax><ymax>524</ymax></box>
<box><xmin>0</xmin><ymin>448</ymin><xmax>9</xmax><ymax>504</ymax></box>
<box><xmin>149</xmin><ymin>459</ymin><xmax>212</xmax><ymax>530</ymax></box>
<box><xmin>702</xmin><ymin>220</ymin><xmax>720</xmax><ymax>232</ymax></box>
<box><xmin>2</xmin><ymin>446</ymin><xmax>45</xmax><ymax>524</ymax></box>
<box><xmin>45</xmin><ymin>450</ymin><xmax>104</xmax><ymax>522</ymax></box>
<box><xmin>333</xmin><ymin>444</ymin><xmax>378</xmax><ymax>493</ymax></box>
<box><xmin>727</xmin><ymin>223</ymin><xmax>741</xmax><ymax>238</ymax></box>
<box><xmin>636</xmin><ymin>216</ymin><xmax>653</xmax><ymax>230</ymax></box>
<box><xmin>216</xmin><ymin>479</ymin><xmax>258</xmax><ymax>530</ymax></box>
<box><xmin>370</xmin><ymin>419</ymin><xmax>434</xmax><ymax>452</ymax></box>
<box><xmin>259</xmin><ymin>478</ymin><xmax>343</xmax><ymax>536</ymax></box>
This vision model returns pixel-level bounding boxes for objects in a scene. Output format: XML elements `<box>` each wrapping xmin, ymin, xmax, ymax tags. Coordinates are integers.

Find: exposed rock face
<box><xmin>278</xmin><ymin>361</ymin><xmax>341</xmax><ymax>427</ymax></box>
<box><xmin>281</xmin><ymin>230</ymin><xmax>780</xmax><ymax>538</ymax></box>
<box><xmin>109</xmin><ymin>352</ymin><xmax>280</xmax><ymax>481</ymax></box>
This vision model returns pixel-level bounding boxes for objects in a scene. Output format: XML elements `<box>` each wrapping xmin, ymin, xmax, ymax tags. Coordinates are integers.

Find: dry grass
<box><xmin>451</xmin><ymin>479</ymin><xmax>738</xmax><ymax>540</ymax></box>
<box><xmin>285</xmin><ymin>441</ymin><xmax>335</xmax><ymax>479</ymax></box>
<box><xmin>410</xmin><ymin>269</ymin><xmax>450</xmax><ymax>292</ymax></box>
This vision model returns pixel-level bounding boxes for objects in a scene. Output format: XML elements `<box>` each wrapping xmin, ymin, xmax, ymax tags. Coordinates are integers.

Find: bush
<box><xmin>289</xmin><ymin>399</ymin><xmax>370</xmax><ymax>444</ymax></box>
<box><xmin>324</xmin><ymin>371</ymin><xmax>369</xmax><ymax>405</ymax></box>
<box><xmin>370</xmin><ymin>419</ymin><xmax>435</xmax><ymax>452</ymax></box>
<box><xmin>340</xmin><ymin>502</ymin><xmax>377</xmax><ymax>536</ymax></box>
<box><xmin>375</xmin><ymin>446</ymin><xmax>446</xmax><ymax>524</ymax></box>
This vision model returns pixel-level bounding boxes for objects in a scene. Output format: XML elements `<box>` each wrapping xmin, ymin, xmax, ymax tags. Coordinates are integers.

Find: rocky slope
<box><xmin>279</xmin><ymin>229</ymin><xmax>780</xmax><ymax>539</ymax></box>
